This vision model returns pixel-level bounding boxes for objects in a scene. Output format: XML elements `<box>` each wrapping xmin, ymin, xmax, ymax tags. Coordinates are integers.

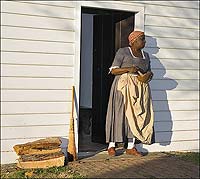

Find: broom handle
<box><xmin>67</xmin><ymin>86</ymin><xmax>77</xmax><ymax>161</ymax></box>
<box><xmin>71</xmin><ymin>86</ymin><xmax>75</xmax><ymax>119</ymax></box>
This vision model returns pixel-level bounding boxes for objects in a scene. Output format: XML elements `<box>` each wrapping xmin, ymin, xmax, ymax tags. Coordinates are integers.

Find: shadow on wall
<box><xmin>138</xmin><ymin>36</ymin><xmax>178</xmax><ymax>152</ymax></box>
<box><xmin>60</xmin><ymin>137</ymin><xmax>70</xmax><ymax>164</ymax></box>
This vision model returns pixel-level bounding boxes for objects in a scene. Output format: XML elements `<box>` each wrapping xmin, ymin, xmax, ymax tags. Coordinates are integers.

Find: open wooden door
<box><xmin>92</xmin><ymin>14</ymin><xmax>114</xmax><ymax>143</ymax></box>
<box><xmin>92</xmin><ymin>11</ymin><xmax>135</xmax><ymax>143</ymax></box>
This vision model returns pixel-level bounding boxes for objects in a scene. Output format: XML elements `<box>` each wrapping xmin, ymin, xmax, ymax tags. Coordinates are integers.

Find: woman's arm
<box><xmin>111</xmin><ymin>66</ymin><xmax>139</xmax><ymax>75</ymax></box>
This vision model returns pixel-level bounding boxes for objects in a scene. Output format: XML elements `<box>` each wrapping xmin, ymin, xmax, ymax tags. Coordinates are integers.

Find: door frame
<box><xmin>74</xmin><ymin>1</ymin><xmax>144</xmax><ymax>152</ymax></box>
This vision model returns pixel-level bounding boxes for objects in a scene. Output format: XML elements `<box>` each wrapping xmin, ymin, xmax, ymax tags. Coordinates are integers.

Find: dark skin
<box><xmin>111</xmin><ymin>35</ymin><xmax>153</xmax><ymax>83</ymax></box>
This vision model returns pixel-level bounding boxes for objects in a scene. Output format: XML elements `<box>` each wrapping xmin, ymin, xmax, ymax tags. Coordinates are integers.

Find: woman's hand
<box><xmin>148</xmin><ymin>71</ymin><xmax>154</xmax><ymax>81</ymax></box>
<box><xmin>137</xmin><ymin>71</ymin><xmax>153</xmax><ymax>83</ymax></box>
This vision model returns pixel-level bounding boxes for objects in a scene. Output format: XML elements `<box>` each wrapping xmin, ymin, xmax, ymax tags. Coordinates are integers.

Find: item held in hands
<box><xmin>137</xmin><ymin>71</ymin><xmax>152</xmax><ymax>83</ymax></box>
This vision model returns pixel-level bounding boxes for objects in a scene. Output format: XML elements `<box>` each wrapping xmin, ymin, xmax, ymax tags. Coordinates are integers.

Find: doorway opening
<box><xmin>79</xmin><ymin>7</ymin><xmax>135</xmax><ymax>152</ymax></box>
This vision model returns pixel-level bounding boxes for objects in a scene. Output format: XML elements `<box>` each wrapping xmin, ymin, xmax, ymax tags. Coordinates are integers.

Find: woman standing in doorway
<box><xmin>106</xmin><ymin>30</ymin><xmax>154</xmax><ymax>156</ymax></box>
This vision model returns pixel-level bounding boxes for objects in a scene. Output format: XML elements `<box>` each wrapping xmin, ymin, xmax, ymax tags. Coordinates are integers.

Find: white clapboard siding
<box><xmin>2</xmin><ymin>39</ymin><xmax>75</xmax><ymax>54</ymax></box>
<box><xmin>1</xmin><ymin>113</ymin><xmax>70</xmax><ymax>127</ymax></box>
<box><xmin>151</xmin><ymin>59</ymin><xmax>199</xmax><ymax>70</ymax></box>
<box><xmin>1</xmin><ymin>13</ymin><xmax>75</xmax><ymax>31</ymax></box>
<box><xmin>152</xmin><ymin>90</ymin><xmax>199</xmax><ymax>101</ymax></box>
<box><xmin>2</xmin><ymin>102</ymin><xmax>72</xmax><ymax>114</ymax></box>
<box><xmin>154</xmin><ymin>120</ymin><xmax>199</xmax><ymax>132</ymax></box>
<box><xmin>147</xmin><ymin>48</ymin><xmax>199</xmax><ymax>60</ymax></box>
<box><xmin>21</xmin><ymin>1</ymin><xmax>76</xmax><ymax>8</ymax></box>
<box><xmin>150</xmin><ymin>79</ymin><xmax>199</xmax><ymax>91</ymax></box>
<box><xmin>1</xmin><ymin>64</ymin><xmax>74</xmax><ymax>78</ymax></box>
<box><xmin>141</xmin><ymin>140</ymin><xmax>199</xmax><ymax>152</ymax></box>
<box><xmin>1</xmin><ymin>152</ymin><xmax>18</xmax><ymax>164</ymax></box>
<box><xmin>145</xmin><ymin>4</ymin><xmax>199</xmax><ymax>19</ymax></box>
<box><xmin>141</xmin><ymin>1</ymin><xmax>199</xmax><ymax>155</ymax></box>
<box><xmin>134</xmin><ymin>1</ymin><xmax>199</xmax><ymax>9</ymax></box>
<box><xmin>1</xmin><ymin>26</ymin><xmax>75</xmax><ymax>43</ymax></box>
<box><xmin>146</xmin><ymin>37</ymin><xmax>199</xmax><ymax>50</ymax></box>
<box><xmin>1</xmin><ymin>1</ymin><xmax>75</xmax><ymax>19</ymax></box>
<box><xmin>1</xmin><ymin>137</ymin><xmax>69</xmax><ymax>152</ymax></box>
<box><xmin>1</xmin><ymin>90</ymin><xmax>72</xmax><ymax>102</ymax></box>
<box><xmin>145</xmin><ymin>15</ymin><xmax>199</xmax><ymax>29</ymax></box>
<box><xmin>145</xmin><ymin>26</ymin><xmax>199</xmax><ymax>40</ymax></box>
<box><xmin>1</xmin><ymin>52</ymin><xmax>74</xmax><ymax>66</ymax></box>
<box><xmin>2</xmin><ymin>111</ymin><xmax>198</xmax><ymax>127</ymax></box>
<box><xmin>155</xmin><ymin>130</ymin><xmax>199</xmax><ymax>143</ymax></box>
<box><xmin>1</xmin><ymin>125</ymin><xmax>69</xmax><ymax>139</ymax></box>
<box><xmin>152</xmin><ymin>69</ymin><xmax>198</xmax><ymax>80</ymax></box>
<box><xmin>152</xmin><ymin>100</ymin><xmax>199</xmax><ymax>111</ymax></box>
<box><xmin>154</xmin><ymin>111</ymin><xmax>199</xmax><ymax>121</ymax></box>
<box><xmin>1</xmin><ymin>0</ymin><xmax>76</xmax><ymax>165</ymax></box>
<box><xmin>2</xmin><ymin>77</ymin><xmax>73</xmax><ymax>89</ymax></box>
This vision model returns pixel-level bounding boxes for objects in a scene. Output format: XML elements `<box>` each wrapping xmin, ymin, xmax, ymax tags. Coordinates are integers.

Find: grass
<box><xmin>166</xmin><ymin>152</ymin><xmax>200</xmax><ymax>165</ymax></box>
<box><xmin>1</xmin><ymin>165</ymin><xmax>84</xmax><ymax>178</ymax></box>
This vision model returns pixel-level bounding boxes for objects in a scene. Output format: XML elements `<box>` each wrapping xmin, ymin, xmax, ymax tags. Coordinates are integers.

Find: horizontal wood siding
<box><xmin>151</xmin><ymin>91</ymin><xmax>198</xmax><ymax>101</ymax></box>
<box><xmin>1</xmin><ymin>90</ymin><xmax>72</xmax><ymax>102</ymax></box>
<box><xmin>1</xmin><ymin>1</ymin><xmax>75</xmax><ymax>19</ymax></box>
<box><xmin>20</xmin><ymin>1</ymin><xmax>76</xmax><ymax>8</ymax></box>
<box><xmin>145</xmin><ymin>15</ymin><xmax>199</xmax><ymax>29</ymax></box>
<box><xmin>154</xmin><ymin>111</ymin><xmax>199</xmax><ymax>121</ymax></box>
<box><xmin>145</xmin><ymin>26</ymin><xmax>199</xmax><ymax>40</ymax></box>
<box><xmin>2</xmin><ymin>102</ymin><xmax>72</xmax><ymax>114</ymax></box>
<box><xmin>2</xmin><ymin>39</ymin><xmax>75</xmax><ymax>54</ymax></box>
<box><xmin>1</xmin><ymin>52</ymin><xmax>74</xmax><ymax>66</ymax></box>
<box><xmin>133</xmin><ymin>1</ymin><xmax>199</xmax><ymax>9</ymax></box>
<box><xmin>151</xmin><ymin>59</ymin><xmax>199</xmax><ymax>70</ymax></box>
<box><xmin>142</xmin><ymin>1</ymin><xmax>199</xmax><ymax>152</ymax></box>
<box><xmin>2</xmin><ymin>13</ymin><xmax>75</xmax><ymax>31</ymax></box>
<box><xmin>2</xmin><ymin>26</ymin><xmax>75</xmax><ymax>42</ymax></box>
<box><xmin>150</xmin><ymin>80</ymin><xmax>199</xmax><ymax>90</ymax></box>
<box><xmin>1</xmin><ymin>77</ymin><xmax>74</xmax><ymax>89</ymax></box>
<box><xmin>1</xmin><ymin>1</ymin><xmax>76</xmax><ymax>164</ymax></box>
<box><xmin>1</xmin><ymin>126</ymin><xmax>70</xmax><ymax>139</ymax></box>
<box><xmin>1</xmin><ymin>114</ymin><xmax>71</xmax><ymax>127</ymax></box>
<box><xmin>2</xmin><ymin>64</ymin><xmax>74</xmax><ymax>78</ymax></box>
<box><xmin>139</xmin><ymin>140</ymin><xmax>199</xmax><ymax>153</ymax></box>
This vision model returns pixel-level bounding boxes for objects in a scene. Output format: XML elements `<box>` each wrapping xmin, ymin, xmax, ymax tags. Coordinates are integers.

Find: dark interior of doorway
<box><xmin>79</xmin><ymin>7</ymin><xmax>135</xmax><ymax>152</ymax></box>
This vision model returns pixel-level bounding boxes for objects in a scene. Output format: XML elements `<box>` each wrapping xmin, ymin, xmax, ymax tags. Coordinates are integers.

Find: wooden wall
<box><xmin>1</xmin><ymin>1</ymin><xmax>76</xmax><ymax>164</ymax></box>
<box><xmin>137</xmin><ymin>0</ymin><xmax>199</xmax><ymax>152</ymax></box>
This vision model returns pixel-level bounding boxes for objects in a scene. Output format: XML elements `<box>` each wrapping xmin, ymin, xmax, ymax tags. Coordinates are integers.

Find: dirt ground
<box><xmin>69</xmin><ymin>151</ymin><xmax>199</xmax><ymax>178</ymax></box>
<box><xmin>1</xmin><ymin>151</ymin><xmax>199</xmax><ymax>178</ymax></box>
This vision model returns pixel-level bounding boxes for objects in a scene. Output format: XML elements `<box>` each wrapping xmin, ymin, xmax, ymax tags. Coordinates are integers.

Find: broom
<box><xmin>67</xmin><ymin>86</ymin><xmax>77</xmax><ymax>161</ymax></box>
